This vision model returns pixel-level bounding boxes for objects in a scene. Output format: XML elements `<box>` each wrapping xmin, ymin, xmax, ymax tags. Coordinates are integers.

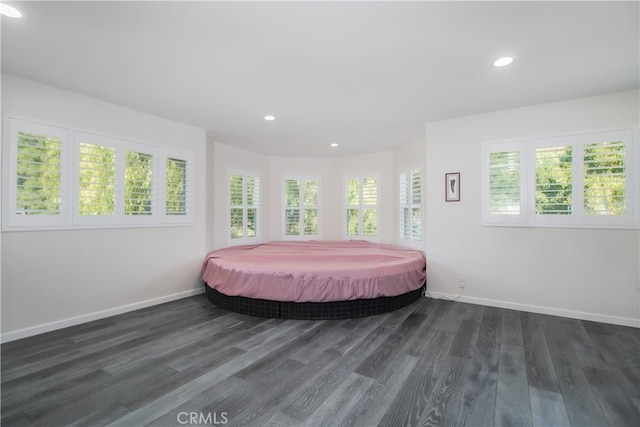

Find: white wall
<box><xmin>425</xmin><ymin>90</ymin><xmax>640</xmax><ymax>326</ymax></box>
<box><xmin>1</xmin><ymin>75</ymin><xmax>208</xmax><ymax>340</ymax></box>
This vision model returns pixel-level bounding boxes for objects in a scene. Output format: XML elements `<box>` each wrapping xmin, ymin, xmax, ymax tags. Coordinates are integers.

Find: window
<box><xmin>78</xmin><ymin>142</ymin><xmax>116</xmax><ymax>217</ymax></box>
<box><xmin>488</xmin><ymin>150</ymin><xmax>521</xmax><ymax>217</ymax></box>
<box><xmin>228</xmin><ymin>170</ymin><xmax>260</xmax><ymax>243</ymax></box>
<box><xmin>4</xmin><ymin>118</ymin><xmax>194</xmax><ymax>230</ymax></box>
<box><xmin>161</xmin><ymin>148</ymin><xmax>193</xmax><ymax>224</ymax></box>
<box><xmin>165</xmin><ymin>158</ymin><xmax>188</xmax><ymax>215</ymax></box>
<box><xmin>345</xmin><ymin>174</ymin><xmax>379</xmax><ymax>239</ymax></box>
<box><xmin>73</xmin><ymin>133</ymin><xmax>158</xmax><ymax>226</ymax></box>
<box><xmin>283</xmin><ymin>176</ymin><xmax>319</xmax><ymax>239</ymax></box>
<box><xmin>483</xmin><ymin>129</ymin><xmax>637</xmax><ymax>229</ymax></box>
<box><xmin>399</xmin><ymin>166</ymin><xmax>422</xmax><ymax>242</ymax></box>
<box><xmin>124</xmin><ymin>149</ymin><xmax>154</xmax><ymax>217</ymax></box>
<box><xmin>6</xmin><ymin>119</ymin><xmax>68</xmax><ymax>228</ymax></box>
<box><xmin>583</xmin><ymin>139</ymin><xmax>626</xmax><ymax>216</ymax></box>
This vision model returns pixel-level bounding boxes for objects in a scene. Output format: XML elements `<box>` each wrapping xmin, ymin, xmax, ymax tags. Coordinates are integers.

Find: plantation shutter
<box><xmin>399</xmin><ymin>168</ymin><xmax>422</xmax><ymax>241</ymax></box>
<box><xmin>346</xmin><ymin>178</ymin><xmax>360</xmax><ymax>236</ymax></box>
<box><xmin>484</xmin><ymin>130</ymin><xmax>635</xmax><ymax>229</ymax></box>
<box><xmin>410</xmin><ymin>169</ymin><xmax>421</xmax><ymax>240</ymax></box>
<box><xmin>16</xmin><ymin>131</ymin><xmax>63</xmax><ymax>216</ymax></box>
<box><xmin>284</xmin><ymin>179</ymin><xmax>300</xmax><ymax>236</ymax></box>
<box><xmin>534</xmin><ymin>145</ymin><xmax>573</xmax><ymax>215</ymax></box>
<box><xmin>78</xmin><ymin>142</ymin><xmax>116</xmax><ymax>216</ymax></box>
<box><xmin>229</xmin><ymin>173</ymin><xmax>244</xmax><ymax>239</ymax></box>
<box><xmin>399</xmin><ymin>171</ymin><xmax>409</xmax><ymax>239</ymax></box>
<box><xmin>303</xmin><ymin>179</ymin><xmax>318</xmax><ymax>235</ymax></box>
<box><xmin>345</xmin><ymin>175</ymin><xmax>379</xmax><ymax>239</ymax></box>
<box><xmin>362</xmin><ymin>177</ymin><xmax>378</xmax><ymax>236</ymax></box>
<box><xmin>7</xmin><ymin>119</ymin><xmax>68</xmax><ymax>228</ymax></box>
<box><xmin>229</xmin><ymin>171</ymin><xmax>260</xmax><ymax>241</ymax></box>
<box><xmin>165</xmin><ymin>157</ymin><xmax>188</xmax><ymax>216</ymax></box>
<box><xmin>124</xmin><ymin>150</ymin><xmax>154</xmax><ymax>216</ymax></box>
<box><xmin>246</xmin><ymin>175</ymin><xmax>259</xmax><ymax>238</ymax></box>
<box><xmin>488</xmin><ymin>151</ymin><xmax>521</xmax><ymax>215</ymax></box>
<box><xmin>283</xmin><ymin>177</ymin><xmax>319</xmax><ymax>238</ymax></box>
<box><xmin>583</xmin><ymin>140</ymin><xmax>626</xmax><ymax>216</ymax></box>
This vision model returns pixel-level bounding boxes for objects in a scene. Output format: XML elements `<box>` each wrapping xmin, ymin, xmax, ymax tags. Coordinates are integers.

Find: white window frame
<box><xmin>3</xmin><ymin>116</ymin><xmax>195</xmax><ymax>231</ymax></box>
<box><xmin>227</xmin><ymin>168</ymin><xmax>261</xmax><ymax>246</ymax></box>
<box><xmin>5</xmin><ymin>118</ymin><xmax>70</xmax><ymax>229</ymax></box>
<box><xmin>529</xmin><ymin>135</ymin><xmax>576</xmax><ymax>228</ymax></box>
<box><xmin>282</xmin><ymin>174</ymin><xmax>320</xmax><ymax>240</ymax></box>
<box><xmin>483</xmin><ymin>128</ymin><xmax>638</xmax><ymax>229</ymax></box>
<box><xmin>160</xmin><ymin>147</ymin><xmax>194</xmax><ymax>225</ymax></box>
<box><xmin>72</xmin><ymin>131</ymin><xmax>120</xmax><ymax>227</ymax></box>
<box><xmin>121</xmin><ymin>141</ymin><xmax>158</xmax><ymax>226</ymax></box>
<box><xmin>483</xmin><ymin>139</ymin><xmax>528</xmax><ymax>226</ymax></box>
<box><xmin>398</xmin><ymin>164</ymin><xmax>423</xmax><ymax>246</ymax></box>
<box><xmin>343</xmin><ymin>172</ymin><xmax>380</xmax><ymax>241</ymax></box>
<box><xmin>579</xmin><ymin>130</ymin><xmax>635</xmax><ymax>228</ymax></box>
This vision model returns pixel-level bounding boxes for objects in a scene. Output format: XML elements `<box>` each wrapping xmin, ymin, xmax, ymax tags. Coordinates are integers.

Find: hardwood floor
<box><xmin>2</xmin><ymin>295</ymin><xmax>639</xmax><ymax>426</ymax></box>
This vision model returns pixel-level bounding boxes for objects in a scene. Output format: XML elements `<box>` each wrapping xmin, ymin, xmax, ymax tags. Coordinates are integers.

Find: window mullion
<box><xmin>115</xmin><ymin>145</ymin><xmax>125</xmax><ymax>221</ymax></box>
<box><xmin>359</xmin><ymin>178</ymin><xmax>364</xmax><ymax>237</ymax></box>
<box><xmin>299</xmin><ymin>183</ymin><xmax>305</xmax><ymax>235</ymax></box>
<box><xmin>243</xmin><ymin>177</ymin><xmax>248</xmax><ymax>239</ymax></box>
<box><xmin>573</xmin><ymin>143</ymin><xmax>585</xmax><ymax>223</ymax></box>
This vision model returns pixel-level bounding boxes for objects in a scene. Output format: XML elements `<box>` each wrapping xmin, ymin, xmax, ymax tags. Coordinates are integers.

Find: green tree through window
<box><xmin>166</xmin><ymin>158</ymin><xmax>187</xmax><ymax>215</ymax></box>
<box><xmin>284</xmin><ymin>178</ymin><xmax>318</xmax><ymax>237</ymax></box>
<box><xmin>535</xmin><ymin>146</ymin><xmax>573</xmax><ymax>215</ymax></box>
<box><xmin>345</xmin><ymin>176</ymin><xmax>378</xmax><ymax>238</ymax></box>
<box><xmin>584</xmin><ymin>141</ymin><xmax>625</xmax><ymax>215</ymax></box>
<box><xmin>78</xmin><ymin>143</ymin><xmax>116</xmax><ymax>216</ymax></box>
<box><xmin>16</xmin><ymin>131</ymin><xmax>62</xmax><ymax>215</ymax></box>
<box><xmin>229</xmin><ymin>172</ymin><xmax>259</xmax><ymax>240</ymax></box>
<box><xmin>125</xmin><ymin>151</ymin><xmax>153</xmax><ymax>215</ymax></box>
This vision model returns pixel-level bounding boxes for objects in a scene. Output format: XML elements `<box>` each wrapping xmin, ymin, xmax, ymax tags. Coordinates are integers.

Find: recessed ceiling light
<box><xmin>264</xmin><ymin>115</ymin><xmax>276</xmax><ymax>121</ymax></box>
<box><xmin>494</xmin><ymin>56</ymin><xmax>514</xmax><ymax>67</ymax></box>
<box><xmin>330</xmin><ymin>143</ymin><xmax>339</xmax><ymax>147</ymax></box>
<box><xmin>1</xmin><ymin>4</ymin><xmax>22</xmax><ymax>18</ymax></box>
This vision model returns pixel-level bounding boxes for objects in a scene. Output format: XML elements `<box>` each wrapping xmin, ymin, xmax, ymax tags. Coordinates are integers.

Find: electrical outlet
<box><xmin>459</xmin><ymin>278</ymin><xmax>465</xmax><ymax>289</ymax></box>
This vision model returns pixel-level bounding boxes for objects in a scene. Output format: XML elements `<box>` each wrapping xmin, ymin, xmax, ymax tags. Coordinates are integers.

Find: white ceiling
<box><xmin>2</xmin><ymin>1</ymin><xmax>638</xmax><ymax>157</ymax></box>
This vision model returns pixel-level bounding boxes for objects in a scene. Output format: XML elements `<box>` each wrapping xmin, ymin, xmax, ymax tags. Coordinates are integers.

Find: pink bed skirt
<box><xmin>201</xmin><ymin>240</ymin><xmax>426</xmax><ymax>303</ymax></box>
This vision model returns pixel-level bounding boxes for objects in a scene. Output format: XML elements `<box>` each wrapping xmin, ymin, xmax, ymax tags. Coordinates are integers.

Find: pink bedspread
<box><xmin>201</xmin><ymin>240</ymin><xmax>426</xmax><ymax>303</ymax></box>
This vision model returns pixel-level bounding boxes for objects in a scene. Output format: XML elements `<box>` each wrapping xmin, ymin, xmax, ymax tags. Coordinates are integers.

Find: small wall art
<box><xmin>445</xmin><ymin>172</ymin><xmax>460</xmax><ymax>202</ymax></box>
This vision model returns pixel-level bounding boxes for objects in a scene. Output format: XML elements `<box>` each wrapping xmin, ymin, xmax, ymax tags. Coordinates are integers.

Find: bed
<box><xmin>201</xmin><ymin>240</ymin><xmax>426</xmax><ymax>319</ymax></box>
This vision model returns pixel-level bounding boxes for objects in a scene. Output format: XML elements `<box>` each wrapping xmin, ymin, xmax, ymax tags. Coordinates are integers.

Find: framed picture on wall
<box><xmin>445</xmin><ymin>172</ymin><xmax>460</xmax><ymax>202</ymax></box>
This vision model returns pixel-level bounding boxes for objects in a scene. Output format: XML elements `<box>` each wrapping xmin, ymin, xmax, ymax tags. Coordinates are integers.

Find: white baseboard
<box><xmin>1</xmin><ymin>288</ymin><xmax>206</xmax><ymax>343</ymax></box>
<box><xmin>425</xmin><ymin>291</ymin><xmax>640</xmax><ymax>328</ymax></box>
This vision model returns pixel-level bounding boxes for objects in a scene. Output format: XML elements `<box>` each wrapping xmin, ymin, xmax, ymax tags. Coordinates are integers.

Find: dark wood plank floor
<box><xmin>2</xmin><ymin>295</ymin><xmax>639</xmax><ymax>426</ymax></box>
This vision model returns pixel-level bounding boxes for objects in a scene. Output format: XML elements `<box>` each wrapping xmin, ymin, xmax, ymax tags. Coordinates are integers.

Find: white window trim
<box><xmin>483</xmin><ymin>128</ymin><xmax>638</xmax><ymax>230</ymax></box>
<box><xmin>3</xmin><ymin>116</ymin><xmax>195</xmax><ymax>231</ymax></box>
<box><xmin>343</xmin><ymin>171</ymin><xmax>381</xmax><ymax>242</ymax></box>
<box><xmin>398</xmin><ymin>163</ymin><xmax>423</xmax><ymax>247</ymax></box>
<box><xmin>121</xmin><ymin>140</ymin><xmax>159</xmax><ymax>226</ymax></box>
<box><xmin>281</xmin><ymin>174</ymin><xmax>321</xmax><ymax>240</ymax></box>
<box><xmin>482</xmin><ymin>139</ymin><xmax>528</xmax><ymax>226</ymax></box>
<box><xmin>529</xmin><ymin>135</ymin><xmax>577</xmax><ymax>228</ymax></box>
<box><xmin>160</xmin><ymin>147</ymin><xmax>194</xmax><ymax>225</ymax></box>
<box><xmin>5</xmin><ymin>118</ymin><xmax>70</xmax><ymax>229</ymax></box>
<box><xmin>72</xmin><ymin>131</ymin><xmax>121</xmax><ymax>227</ymax></box>
<box><xmin>227</xmin><ymin>167</ymin><xmax>261</xmax><ymax>246</ymax></box>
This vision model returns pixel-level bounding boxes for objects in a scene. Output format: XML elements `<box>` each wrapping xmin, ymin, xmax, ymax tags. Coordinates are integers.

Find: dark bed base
<box><xmin>204</xmin><ymin>284</ymin><xmax>425</xmax><ymax>320</ymax></box>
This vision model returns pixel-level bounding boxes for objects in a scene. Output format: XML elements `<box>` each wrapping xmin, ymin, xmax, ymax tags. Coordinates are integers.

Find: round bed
<box><xmin>201</xmin><ymin>240</ymin><xmax>426</xmax><ymax>319</ymax></box>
